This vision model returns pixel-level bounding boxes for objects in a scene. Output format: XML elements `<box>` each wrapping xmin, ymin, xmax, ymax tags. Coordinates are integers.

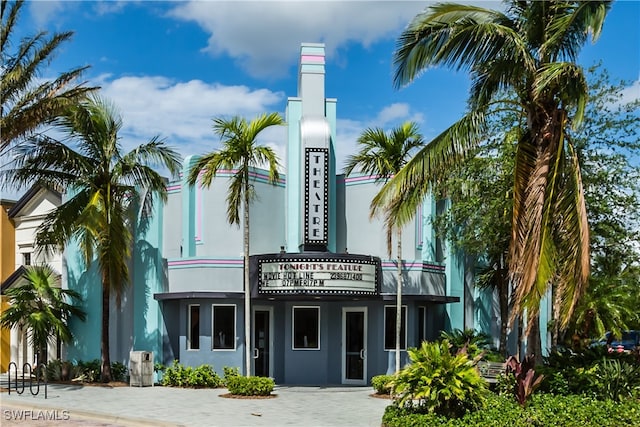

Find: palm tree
<box><xmin>567</xmin><ymin>275</ymin><xmax>638</xmax><ymax>348</ymax></box>
<box><xmin>187</xmin><ymin>113</ymin><xmax>283</xmax><ymax>377</ymax></box>
<box><xmin>374</xmin><ymin>1</ymin><xmax>610</xmax><ymax>357</ymax></box>
<box><xmin>0</xmin><ymin>265</ymin><xmax>86</xmax><ymax>365</ymax></box>
<box><xmin>0</xmin><ymin>0</ymin><xmax>95</xmax><ymax>150</ymax></box>
<box><xmin>4</xmin><ymin>95</ymin><xmax>181</xmax><ymax>382</ymax></box>
<box><xmin>344</xmin><ymin>122</ymin><xmax>424</xmax><ymax>373</ymax></box>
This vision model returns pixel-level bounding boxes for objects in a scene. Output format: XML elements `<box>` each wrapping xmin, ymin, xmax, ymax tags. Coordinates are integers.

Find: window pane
<box><xmin>213</xmin><ymin>305</ymin><xmax>235</xmax><ymax>350</ymax></box>
<box><xmin>293</xmin><ymin>307</ymin><xmax>319</xmax><ymax>349</ymax></box>
<box><xmin>418</xmin><ymin>306</ymin><xmax>426</xmax><ymax>344</ymax></box>
<box><xmin>384</xmin><ymin>306</ymin><xmax>406</xmax><ymax>350</ymax></box>
<box><xmin>188</xmin><ymin>305</ymin><xmax>200</xmax><ymax>350</ymax></box>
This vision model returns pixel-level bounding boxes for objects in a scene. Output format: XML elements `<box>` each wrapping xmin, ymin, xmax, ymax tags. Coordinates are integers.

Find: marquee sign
<box><xmin>304</xmin><ymin>148</ymin><xmax>329</xmax><ymax>246</ymax></box>
<box><xmin>257</xmin><ymin>256</ymin><xmax>380</xmax><ymax>295</ymax></box>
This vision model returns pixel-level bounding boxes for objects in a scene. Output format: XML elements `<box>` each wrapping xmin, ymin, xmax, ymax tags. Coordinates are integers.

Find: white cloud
<box><xmin>94</xmin><ymin>74</ymin><xmax>284</xmax><ymax>157</ymax></box>
<box><xmin>93</xmin><ymin>74</ymin><xmax>425</xmax><ymax>174</ymax></box>
<box><xmin>334</xmin><ymin>103</ymin><xmax>426</xmax><ymax>172</ymax></box>
<box><xmin>620</xmin><ymin>78</ymin><xmax>640</xmax><ymax>105</ymax></box>
<box><xmin>168</xmin><ymin>1</ymin><xmax>426</xmax><ymax>78</ymax></box>
<box><xmin>28</xmin><ymin>0</ymin><xmax>67</xmax><ymax>27</ymax></box>
<box><xmin>376</xmin><ymin>102</ymin><xmax>424</xmax><ymax>126</ymax></box>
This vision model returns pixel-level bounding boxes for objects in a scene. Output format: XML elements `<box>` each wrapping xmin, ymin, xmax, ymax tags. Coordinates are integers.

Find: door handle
<box><xmin>253</xmin><ymin>348</ymin><xmax>259</xmax><ymax>359</ymax></box>
<box><xmin>359</xmin><ymin>349</ymin><xmax>366</xmax><ymax>360</ymax></box>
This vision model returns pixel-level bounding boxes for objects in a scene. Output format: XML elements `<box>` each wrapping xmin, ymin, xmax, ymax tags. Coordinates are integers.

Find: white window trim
<box><xmin>384</xmin><ymin>305</ymin><xmax>408</xmax><ymax>351</ymax></box>
<box><xmin>292</xmin><ymin>306</ymin><xmax>321</xmax><ymax>351</ymax></box>
<box><xmin>211</xmin><ymin>304</ymin><xmax>236</xmax><ymax>351</ymax></box>
<box><xmin>187</xmin><ymin>304</ymin><xmax>200</xmax><ymax>351</ymax></box>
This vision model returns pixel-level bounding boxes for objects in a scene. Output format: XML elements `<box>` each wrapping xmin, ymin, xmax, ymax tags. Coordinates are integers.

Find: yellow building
<box><xmin>0</xmin><ymin>198</ymin><xmax>16</xmax><ymax>372</ymax></box>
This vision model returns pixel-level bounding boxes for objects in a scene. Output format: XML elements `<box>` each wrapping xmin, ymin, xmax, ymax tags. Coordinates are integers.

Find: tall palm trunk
<box><xmin>243</xmin><ymin>172</ymin><xmax>251</xmax><ymax>377</ymax></box>
<box><xmin>101</xmin><ymin>273</ymin><xmax>112</xmax><ymax>382</ymax></box>
<box><xmin>526</xmin><ymin>312</ymin><xmax>542</xmax><ymax>364</ymax></box>
<box><xmin>498</xmin><ymin>264</ymin><xmax>509</xmax><ymax>357</ymax></box>
<box><xmin>395</xmin><ymin>227</ymin><xmax>403</xmax><ymax>374</ymax></box>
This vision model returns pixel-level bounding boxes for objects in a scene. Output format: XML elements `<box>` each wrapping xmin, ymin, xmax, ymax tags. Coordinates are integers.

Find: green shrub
<box><xmin>223</xmin><ymin>366</ymin><xmax>241</xmax><ymax>386</ymax></box>
<box><xmin>110</xmin><ymin>361</ymin><xmax>128</xmax><ymax>382</ymax></box>
<box><xmin>382</xmin><ymin>393</ymin><xmax>640</xmax><ymax>427</ymax></box>
<box><xmin>541</xmin><ymin>350</ymin><xmax>640</xmax><ymax>400</ymax></box>
<box><xmin>45</xmin><ymin>359</ymin><xmax>62</xmax><ymax>381</ymax></box>
<box><xmin>372</xmin><ymin>374</ymin><xmax>394</xmax><ymax>395</ymax></box>
<box><xmin>439</xmin><ymin>329</ymin><xmax>493</xmax><ymax>359</ymax></box>
<box><xmin>536</xmin><ymin>370</ymin><xmax>570</xmax><ymax>396</ymax></box>
<box><xmin>226</xmin><ymin>376</ymin><xmax>274</xmax><ymax>396</ymax></box>
<box><xmin>389</xmin><ymin>340</ymin><xmax>488</xmax><ymax>418</ymax></box>
<box><xmin>592</xmin><ymin>359</ymin><xmax>640</xmax><ymax>401</ymax></box>
<box><xmin>161</xmin><ymin>360</ymin><xmax>222</xmax><ymax>388</ymax></box>
<box><xmin>544</xmin><ymin>346</ymin><xmax>636</xmax><ymax>369</ymax></box>
<box><xmin>495</xmin><ymin>372</ymin><xmax>516</xmax><ymax>397</ymax></box>
<box><xmin>44</xmin><ymin>359</ymin><xmax>127</xmax><ymax>383</ymax></box>
<box><xmin>77</xmin><ymin>359</ymin><xmax>101</xmax><ymax>382</ymax></box>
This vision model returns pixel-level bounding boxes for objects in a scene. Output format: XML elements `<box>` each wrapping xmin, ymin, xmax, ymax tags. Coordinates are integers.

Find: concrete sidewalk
<box><xmin>1</xmin><ymin>379</ymin><xmax>390</xmax><ymax>426</ymax></box>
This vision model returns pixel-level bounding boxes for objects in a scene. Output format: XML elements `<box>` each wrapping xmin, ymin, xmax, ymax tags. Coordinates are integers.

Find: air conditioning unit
<box><xmin>129</xmin><ymin>351</ymin><xmax>154</xmax><ymax>387</ymax></box>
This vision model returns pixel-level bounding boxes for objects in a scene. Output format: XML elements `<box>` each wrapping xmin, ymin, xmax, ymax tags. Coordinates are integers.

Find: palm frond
<box><xmin>553</xmin><ymin>141</ymin><xmax>590</xmax><ymax>327</ymax></box>
<box><xmin>393</xmin><ymin>3</ymin><xmax>529</xmax><ymax>89</ymax></box>
<box><xmin>509</xmin><ymin>126</ymin><xmax>565</xmax><ymax>324</ymax></box>
<box><xmin>542</xmin><ymin>1</ymin><xmax>611</xmax><ymax>61</ymax></box>
<box><xmin>35</xmin><ymin>188</ymin><xmax>92</xmax><ymax>254</ymax></box>
<box><xmin>1</xmin><ymin>2</ymin><xmax>96</xmax><ymax>149</ymax></box>
<box><xmin>4</xmin><ymin>133</ymin><xmax>91</xmax><ymax>189</ymax></box>
<box><xmin>533</xmin><ymin>62</ymin><xmax>589</xmax><ymax>128</ymax></box>
<box><xmin>119</xmin><ymin>136</ymin><xmax>182</xmax><ymax>182</ymax></box>
<box><xmin>371</xmin><ymin>111</ymin><xmax>485</xmax><ymax>225</ymax></box>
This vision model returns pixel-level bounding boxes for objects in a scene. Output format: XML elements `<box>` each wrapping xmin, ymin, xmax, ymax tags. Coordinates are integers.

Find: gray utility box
<box><xmin>129</xmin><ymin>351</ymin><xmax>154</xmax><ymax>387</ymax></box>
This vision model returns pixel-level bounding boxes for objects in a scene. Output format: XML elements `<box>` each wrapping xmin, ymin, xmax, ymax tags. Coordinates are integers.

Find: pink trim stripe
<box><xmin>167</xmin><ymin>185</ymin><xmax>181</xmax><ymax>191</ymax></box>
<box><xmin>301</xmin><ymin>54</ymin><xmax>325</xmax><ymax>63</ymax></box>
<box><xmin>213</xmin><ymin>169</ymin><xmax>286</xmax><ymax>184</ymax></box>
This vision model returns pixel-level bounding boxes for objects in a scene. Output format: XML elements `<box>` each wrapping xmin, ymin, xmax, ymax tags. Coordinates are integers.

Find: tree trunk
<box><xmin>498</xmin><ymin>268</ymin><xmax>509</xmax><ymax>357</ymax></box>
<box><xmin>244</xmin><ymin>176</ymin><xmax>252</xmax><ymax>377</ymax></box>
<box><xmin>526</xmin><ymin>311</ymin><xmax>542</xmax><ymax>365</ymax></box>
<box><xmin>395</xmin><ymin>228</ymin><xmax>403</xmax><ymax>374</ymax></box>
<box><xmin>101</xmin><ymin>278</ymin><xmax>112</xmax><ymax>382</ymax></box>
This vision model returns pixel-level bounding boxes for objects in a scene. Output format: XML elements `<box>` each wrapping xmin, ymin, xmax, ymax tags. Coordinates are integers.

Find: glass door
<box><xmin>253</xmin><ymin>307</ymin><xmax>272</xmax><ymax>377</ymax></box>
<box><xmin>342</xmin><ymin>307</ymin><xmax>367</xmax><ymax>385</ymax></box>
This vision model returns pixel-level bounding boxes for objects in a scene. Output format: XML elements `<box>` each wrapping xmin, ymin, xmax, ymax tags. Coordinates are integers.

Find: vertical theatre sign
<box><xmin>304</xmin><ymin>148</ymin><xmax>328</xmax><ymax>248</ymax></box>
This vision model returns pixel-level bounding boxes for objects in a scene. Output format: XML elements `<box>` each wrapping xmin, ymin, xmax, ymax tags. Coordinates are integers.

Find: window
<box><xmin>384</xmin><ymin>305</ymin><xmax>407</xmax><ymax>350</ymax></box>
<box><xmin>212</xmin><ymin>304</ymin><xmax>236</xmax><ymax>350</ymax></box>
<box><xmin>417</xmin><ymin>306</ymin><xmax>427</xmax><ymax>344</ymax></box>
<box><xmin>188</xmin><ymin>304</ymin><xmax>200</xmax><ymax>350</ymax></box>
<box><xmin>22</xmin><ymin>252</ymin><xmax>31</xmax><ymax>266</ymax></box>
<box><xmin>292</xmin><ymin>306</ymin><xmax>320</xmax><ymax>350</ymax></box>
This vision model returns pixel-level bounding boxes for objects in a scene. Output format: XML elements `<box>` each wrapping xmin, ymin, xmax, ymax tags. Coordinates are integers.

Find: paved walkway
<box><xmin>0</xmin><ymin>378</ymin><xmax>390</xmax><ymax>426</ymax></box>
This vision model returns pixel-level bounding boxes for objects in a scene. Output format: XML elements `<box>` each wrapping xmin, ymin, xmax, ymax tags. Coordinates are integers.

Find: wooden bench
<box><xmin>477</xmin><ymin>361</ymin><xmax>506</xmax><ymax>384</ymax></box>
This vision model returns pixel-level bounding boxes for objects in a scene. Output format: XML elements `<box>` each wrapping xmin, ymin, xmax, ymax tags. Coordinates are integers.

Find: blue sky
<box><xmin>12</xmin><ymin>0</ymin><xmax>640</xmax><ymax>178</ymax></box>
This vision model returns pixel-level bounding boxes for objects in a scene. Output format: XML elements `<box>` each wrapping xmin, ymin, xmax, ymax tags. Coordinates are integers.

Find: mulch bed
<box><xmin>219</xmin><ymin>393</ymin><xmax>277</xmax><ymax>399</ymax></box>
<box><xmin>370</xmin><ymin>393</ymin><xmax>393</xmax><ymax>399</ymax></box>
<box><xmin>48</xmin><ymin>380</ymin><xmax>130</xmax><ymax>388</ymax></box>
